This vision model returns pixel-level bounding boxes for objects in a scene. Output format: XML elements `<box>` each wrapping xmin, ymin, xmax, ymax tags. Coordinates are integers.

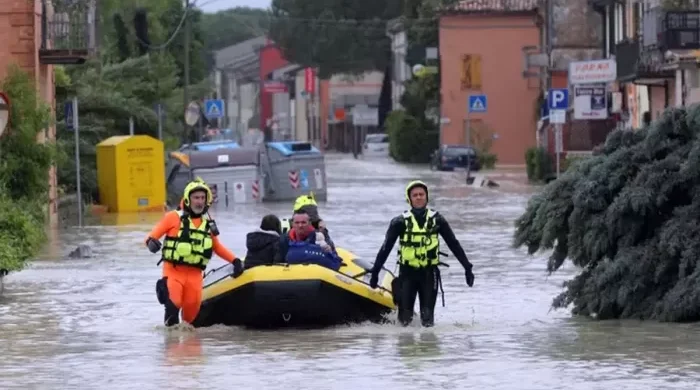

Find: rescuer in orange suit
<box><xmin>145</xmin><ymin>180</ymin><xmax>244</xmax><ymax>327</ymax></box>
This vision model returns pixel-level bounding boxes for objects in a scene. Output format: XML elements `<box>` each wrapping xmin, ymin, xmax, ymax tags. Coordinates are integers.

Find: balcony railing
<box><xmin>643</xmin><ymin>6</ymin><xmax>700</xmax><ymax>50</ymax></box>
<box><xmin>615</xmin><ymin>37</ymin><xmax>675</xmax><ymax>83</ymax></box>
<box><xmin>39</xmin><ymin>0</ymin><xmax>95</xmax><ymax>64</ymax></box>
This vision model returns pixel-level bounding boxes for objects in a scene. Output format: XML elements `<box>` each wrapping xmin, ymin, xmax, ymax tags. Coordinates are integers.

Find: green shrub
<box><xmin>0</xmin><ymin>65</ymin><xmax>55</xmax><ymax>272</ymax></box>
<box><xmin>477</xmin><ymin>151</ymin><xmax>497</xmax><ymax>169</ymax></box>
<box><xmin>525</xmin><ymin>146</ymin><xmax>553</xmax><ymax>183</ymax></box>
<box><xmin>386</xmin><ymin>110</ymin><xmax>437</xmax><ymax>163</ymax></box>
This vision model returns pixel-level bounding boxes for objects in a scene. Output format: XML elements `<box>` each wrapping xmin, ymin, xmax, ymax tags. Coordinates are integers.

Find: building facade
<box><xmin>0</xmin><ymin>0</ymin><xmax>93</xmax><ymax>226</ymax></box>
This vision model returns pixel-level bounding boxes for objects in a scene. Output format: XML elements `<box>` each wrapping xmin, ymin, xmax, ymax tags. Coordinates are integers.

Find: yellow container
<box><xmin>96</xmin><ymin>135</ymin><xmax>166</xmax><ymax>213</ymax></box>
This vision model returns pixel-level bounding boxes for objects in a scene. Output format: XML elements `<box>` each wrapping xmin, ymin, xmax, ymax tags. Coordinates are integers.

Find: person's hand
<box><xmin>465</xmin><ymin>266</ymin><xmax>475</xmax><ymax>287</ymax></box>
<box><xmin>321</xmin><ymin>243</ymin><xmax>332</xmax><ymax>253</ymax></box>
<box><xmin>369</xmin><ymin>271</ymin><xmax>379</xmax><ymax>289</ymax></box>
<box><xmin>231</xmin><ymin>258</ymin><xmax>244</xmax><ymax>278</ymax></box>
<box><xmin>146</xmin><ymin>237</ymin><xmax>161</xmax><ymax>254</ymax></box>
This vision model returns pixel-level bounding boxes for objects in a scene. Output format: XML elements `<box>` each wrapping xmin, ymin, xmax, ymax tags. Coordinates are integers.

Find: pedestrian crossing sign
<box><xmin>204</xmin><ymin>99</ymin><xmax>224</xmax><ymax>119</ymax></box>
<box><xmin>468</xmin><ymin>94</ymin><xmax>488</xmax><ymax>113</ymax></box>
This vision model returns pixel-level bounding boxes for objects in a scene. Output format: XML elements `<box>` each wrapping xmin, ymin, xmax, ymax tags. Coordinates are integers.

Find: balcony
<box><xmin>39</xmin><ymin>1</ymin><xmax>95</xmax><ymax>65</ymax></box>
<box><xmin>615</xmin><ymin>38</ymin><xmax>674</xmax><ymax>85</ymax></box>
<box><xmin>643</xmin><ymin>7</ymin><xmax>700</xmax><ymax>51</ymax></box>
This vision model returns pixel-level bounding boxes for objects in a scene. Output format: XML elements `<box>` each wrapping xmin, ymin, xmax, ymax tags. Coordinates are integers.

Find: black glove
<box><xmin>369</xmin><ymin>270</ymin><xmax>379</xmax><ymax>289</ymax></box>
<box><xmin>231</xmin><ymin>258</ymin><xmax>244</xmax><ymax>278</ymax></box>
<box><xmin>146</xmin><ymin>237</ymin><xmax>162</xmax><ymax>254</ymax></box>
<box><xmin>465</xmin><ymin>265</ymin><xmax>475</xmax><ymax>287</ymax></box>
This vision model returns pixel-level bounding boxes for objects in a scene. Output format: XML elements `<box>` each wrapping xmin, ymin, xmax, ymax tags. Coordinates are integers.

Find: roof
<box><xmin>440</xmin><ymin>0</ymin><xmax>539</xmax><ymax>14</ymax></box>
<box><xmin>214</xmin><ymin>36</ymin><xmax>268</xmax><ymax>70</ymax></box>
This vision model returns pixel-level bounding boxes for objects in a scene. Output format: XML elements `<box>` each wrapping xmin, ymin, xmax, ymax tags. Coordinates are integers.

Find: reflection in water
<box><xmin>397</xmin><ymin>331</ymin><xmax>442</xmax><ymax>362</ymax></box>
<box><xmin>162</xmin><ymin>329</ymin><xmax>205</xmax><ymax>367</ymax></box>
<box><xmin>528</xmin><ymin>318</ymin><xmax>700</xmax><ymax>377</ymax></box>
<box><xmin>2</xmin><ymin>156</ymin><xmax>700</xmax><ymax>389</ymax></box>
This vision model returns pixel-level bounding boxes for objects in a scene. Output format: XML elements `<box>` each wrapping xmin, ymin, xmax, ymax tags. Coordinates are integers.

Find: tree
<box><xmin>0</xmin><ymin>66</ymin><xmax>55</xmax><ymax>272</ymax></box>
<box><xmin>268</xmin><ymin>0</ymin><xmax>402</xmax><ymax>78</ymax></box>
<box><xmin>512</xmin><ymin>106</ymin><xmax>700</xmax><ymax>322</ymax></box>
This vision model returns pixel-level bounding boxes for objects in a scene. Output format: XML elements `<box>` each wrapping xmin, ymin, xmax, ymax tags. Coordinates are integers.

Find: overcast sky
<box><xmin>198</xmin><ymin>0</ymin><xmax>271</xmax><ymax>12</ymax></box>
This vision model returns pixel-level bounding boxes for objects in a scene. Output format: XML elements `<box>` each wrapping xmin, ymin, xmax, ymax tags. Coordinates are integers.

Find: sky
<box><xmin>198</xmin><ymin>0</ymin><xmax>271</xmax><ymax>12</ymax></box>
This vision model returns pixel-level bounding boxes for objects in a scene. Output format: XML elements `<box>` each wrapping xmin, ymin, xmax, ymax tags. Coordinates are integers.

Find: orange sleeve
<box><xmin>212</xmin><ymin>235</ymin><xmax>236</xmax><ymax>262</ymax></box>
<box><xmin>145</xmin><ymin>211</ymin><xmax>179</xmax><ymax>244</ymax></box>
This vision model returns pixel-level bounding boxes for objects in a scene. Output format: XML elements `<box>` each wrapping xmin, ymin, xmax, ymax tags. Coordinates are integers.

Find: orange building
<box><xmin>438</xmin><ymin>0</ymin><xmax>541</xmax><ymax>166</ymax></box>
<box><xmin>0</xmin><ymin>0</ymin><xmax>91</xmax><ymax>225</ymax></box>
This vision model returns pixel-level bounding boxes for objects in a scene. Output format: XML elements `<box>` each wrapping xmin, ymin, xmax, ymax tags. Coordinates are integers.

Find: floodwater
<box><xmin>2</xmin><ymin>154</ymin><xmax>700</xmax><ymax>390</ymax></box>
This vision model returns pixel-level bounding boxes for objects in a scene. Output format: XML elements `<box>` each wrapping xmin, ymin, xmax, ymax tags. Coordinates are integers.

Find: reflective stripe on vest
<box><xmin>398</xmin><ymin>209</ymin><xmax>439</xmax><ymax>268</ymax></box>
<box><xmin>161</xmin><ymin>210</ymin><xmax>214</xmax><ymax>270</ymax></box>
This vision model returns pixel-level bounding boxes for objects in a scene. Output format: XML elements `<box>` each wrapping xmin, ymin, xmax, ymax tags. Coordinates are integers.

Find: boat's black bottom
<box><xmin>192</xmin><ymin>279</ymin><xmax>392</xmax><ymax>329</ymax></box>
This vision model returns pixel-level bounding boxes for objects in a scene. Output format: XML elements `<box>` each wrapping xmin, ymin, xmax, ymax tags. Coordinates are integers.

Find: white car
<box><xmin>362</xmin><ymin>133</ymin><xmax>390</xmax><ymax>157</ymax></box>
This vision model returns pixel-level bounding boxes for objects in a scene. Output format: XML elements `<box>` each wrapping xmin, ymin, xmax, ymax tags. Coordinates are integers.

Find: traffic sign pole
<box><xmin>466</xmin><ymin>94</ymin><xmax>487</xmax><ymax>147</ymax></box>
<box><xmin>72</xmin><ymin>97</ymin><xmax>82</xmax><ymax>227</ymax></box>
<box><xmin>547</xmin><ymin>88</ymin><xmax>568</xmax><ymax>179</ymax></box>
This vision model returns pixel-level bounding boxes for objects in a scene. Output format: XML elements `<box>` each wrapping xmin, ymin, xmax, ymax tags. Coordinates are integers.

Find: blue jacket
<box><xmin>276</xmin><ymin>231</ymin><xmax>342</xmax><ymax>271</ymax></box>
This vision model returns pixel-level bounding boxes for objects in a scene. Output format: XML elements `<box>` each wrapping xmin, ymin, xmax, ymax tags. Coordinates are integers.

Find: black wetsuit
<box><xmin>371</xmin><ymin>207</ymin><xmax>472</xmax><ymax>327</ymax></box>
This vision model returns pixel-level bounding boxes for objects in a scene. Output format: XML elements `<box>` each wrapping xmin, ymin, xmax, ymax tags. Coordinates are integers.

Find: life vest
<box><xmin>286</xmin><ymin>240</ymin><xmax>342</xmax><ymax>271</ymax></box>
<box><xmin>161</xmin><ymin>210</ymin><xmax>214</xmax><ymax>270</ymax></box>
<box><xmin>398</xmin><ymin>209</ymin><xmax>440</xmax><ymax>268</ymax></box>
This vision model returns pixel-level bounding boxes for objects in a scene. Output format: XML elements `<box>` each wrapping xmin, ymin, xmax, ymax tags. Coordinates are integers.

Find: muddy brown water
<box><xmin>1</xmin><ymin>155</ymin><xmax>699</xmax><ymax>389</ymax></box>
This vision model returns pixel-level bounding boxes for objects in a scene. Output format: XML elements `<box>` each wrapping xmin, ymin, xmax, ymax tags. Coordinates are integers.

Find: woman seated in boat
<box><xmin>276</xmin><ymin>209</ymin><xmax>342</xmax><ymax>271</ymax></box>
<box><xmin>244</xmin><ymin>214</ymin><xmax>282</xmax><ymax>269</ymax></box>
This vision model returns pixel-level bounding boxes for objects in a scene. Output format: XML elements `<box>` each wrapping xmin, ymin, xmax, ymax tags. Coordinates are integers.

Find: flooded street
<box><xmin>2</xmin><ymin>154</ymin><xmax>700</xmax><ymax>389</ymax></box>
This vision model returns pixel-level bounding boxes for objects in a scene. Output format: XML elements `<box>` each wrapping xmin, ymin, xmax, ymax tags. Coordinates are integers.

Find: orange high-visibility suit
<box><xmin>146</xmin><ymin>210</ymin><xmax>236</xmax><ymax>324</ymax></box>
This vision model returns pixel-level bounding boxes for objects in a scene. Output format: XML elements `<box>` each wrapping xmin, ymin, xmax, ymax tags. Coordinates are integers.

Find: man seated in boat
<box><xmin>281</xmin><ymin>193</ymin><xmax>336</xmax><ymax>253</ymax></box>
<box><xmin>276</xmin><ymin>209</ymin><xmax>342</xmax><ymax>271</ymax></box>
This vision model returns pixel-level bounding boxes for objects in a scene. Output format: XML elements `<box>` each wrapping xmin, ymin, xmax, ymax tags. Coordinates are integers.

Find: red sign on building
<box><xmin>305</xmin><ymin>67</ymin><xmax>315</xmax><ymax>94</ymax></box>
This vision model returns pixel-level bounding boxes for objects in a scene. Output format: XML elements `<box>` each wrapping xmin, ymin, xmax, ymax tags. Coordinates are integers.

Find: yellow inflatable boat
<box><xmin>192</xmin><ymin>248</ymin><xmax>396</xmax><ymax>329</ymax></box>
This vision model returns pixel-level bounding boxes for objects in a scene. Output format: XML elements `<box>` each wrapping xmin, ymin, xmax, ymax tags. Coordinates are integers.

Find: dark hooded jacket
<box><xmin>244</xmin><ymin>228</ymin><xmax>281</xmax><ymax>269</ymax></box>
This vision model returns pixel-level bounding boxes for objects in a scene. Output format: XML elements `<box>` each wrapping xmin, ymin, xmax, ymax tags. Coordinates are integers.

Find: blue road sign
<box><xmin>204</xmin><ymin>99</ymin><xmax>224</xmax><ymax>119</ymax></box>
<box><xmin>64</xmin><ymin>101</ymin><xmax>74</xmax><ymax>130</ymax></box>
<box><xmin>468</xmin><ymin>94</ymin><xmax>487</xmax><ymax>113</ymax></box>
<box><xmin>548</xmin><ymin>88</ymin><xmax>569</xmax><ymax>110</ymax></box>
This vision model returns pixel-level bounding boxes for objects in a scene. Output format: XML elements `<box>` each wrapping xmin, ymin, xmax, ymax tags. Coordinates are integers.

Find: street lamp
<box><xmin>0</xmin><ymin>92</ymin><xmax>10</xmax><ymax>138</ymax></box>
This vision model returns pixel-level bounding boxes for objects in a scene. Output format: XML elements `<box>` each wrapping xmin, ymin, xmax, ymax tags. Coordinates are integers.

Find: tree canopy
<box><xmin>268</xmin><ymin>0</ymin><xmax>402</xmax><ymax>78</ymax></box>
<box><xmin>513</xmin><ymin>106</ymin><xmax>700</xmax><ymax>322</ymax></box>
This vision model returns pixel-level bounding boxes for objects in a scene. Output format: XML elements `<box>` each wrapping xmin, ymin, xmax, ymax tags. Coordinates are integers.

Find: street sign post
<box><xmin>548</xmin><ymin>88</ymin><xmax>569</xmax><ymax>178</ymax></box>
<box><xmin>465</xmin><ymin>94</ymin><xmax>487</xmax><ymax>147</ymax></box>
<box><xmin>204</xmin><ymin>99</ymin><xmax>224</xmax><ymax>119</ymax></box>
<box><xmin>66</xmin><ymin>97</ymin><xmax>82</xmax><ymax>227</ymax></box>
<box><xmin>548</xmin><ymin>88</ymin><xmax>569</xmax><ymax>110</ymax></box>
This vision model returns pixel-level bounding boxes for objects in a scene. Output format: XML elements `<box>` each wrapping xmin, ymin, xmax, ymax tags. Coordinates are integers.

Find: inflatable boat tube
<box><xmin>192</xmin><ymin>248</ymin><xmax>396</xmax><ymax>329</ymax></box>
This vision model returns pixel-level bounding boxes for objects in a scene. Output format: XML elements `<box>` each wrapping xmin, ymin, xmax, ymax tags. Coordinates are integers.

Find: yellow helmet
<box><xmin>405</xmin><ymin>180</ymin><xmax>429</xmax><ymax>205</ymax></box>
<box><xmin>183</xmin><ymin>180</ymin><xmax>213</xmax><ymax>207</ymax></box>
<box><xmin>293</xmin><ymin>192</ymin><xmax>317</xmax><ymax>212</ymax></box>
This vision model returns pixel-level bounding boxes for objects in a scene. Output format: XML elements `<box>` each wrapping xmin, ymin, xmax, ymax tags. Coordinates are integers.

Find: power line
<box><xmin>132</xmin><ymin>4</ymin><xmax>190</xmax><ymax>50</ymax></box>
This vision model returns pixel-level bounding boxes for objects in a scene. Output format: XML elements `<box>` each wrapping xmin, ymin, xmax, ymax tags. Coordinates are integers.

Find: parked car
<box><xmin>362</xmin><ymin>133</ymin><xmax>390</xmax><ymax>157</ymax></box>
<box><xmin>430</xmin><ymin>145</ymin><xmax>481</xmax><ymax>171</ymax></box>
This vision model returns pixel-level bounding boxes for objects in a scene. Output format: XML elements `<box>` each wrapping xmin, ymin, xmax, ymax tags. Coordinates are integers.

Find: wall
<box><xmin>0</xmin><ymin>0</ymin><xmax>57</xmax><ymax>226</ymax></box>
<box><xmin>439</xmin><ymin>13</ymin><xmax>541</xmax><ymax>165</ymax></box>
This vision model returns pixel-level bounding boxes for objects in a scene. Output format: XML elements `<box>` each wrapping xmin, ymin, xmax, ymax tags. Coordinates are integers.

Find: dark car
<box><xmin>430</xmin><ymin>145</ymin><xmax>481</xmax><ymax>172</ymax></box>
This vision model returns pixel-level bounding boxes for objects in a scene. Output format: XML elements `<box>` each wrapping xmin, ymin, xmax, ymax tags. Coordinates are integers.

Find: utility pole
<box><xmin>544</xmin><ymin>0</ymin><xmax>554</xmax><ymax>149</ymax></box>
<box><xmin>183</xmin><ymin>0</ymin><xmax>191</xmax><ymax>143</ymax></box>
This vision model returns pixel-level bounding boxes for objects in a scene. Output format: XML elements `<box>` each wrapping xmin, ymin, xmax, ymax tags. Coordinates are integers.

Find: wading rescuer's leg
<box><xmin>417</xmin><ymin>267</ymin><xmax>439</xmax><ymax>327</ymax></box>
<box><xmin>158</xmin><ymin>263</ymin><xmax>191</xmax><ymax>327</ymax></box>
<box><xmin>398</xmin><ymin>265</ymin><xmax>420</xmax><ymax>326</ymax></box>
<box><xmin>180</xmin><ymin>271</ymin><xmax>204</xmax><ymax>324</ymax></box>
